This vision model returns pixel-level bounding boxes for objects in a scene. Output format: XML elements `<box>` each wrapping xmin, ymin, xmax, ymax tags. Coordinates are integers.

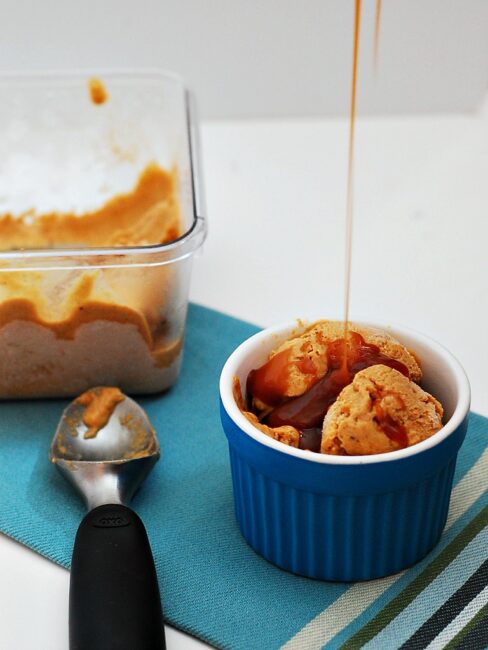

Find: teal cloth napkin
<box><xmin>0</xmin><ymin>303</ymin><xmax>486</xmax><ymax>650</ymax></box>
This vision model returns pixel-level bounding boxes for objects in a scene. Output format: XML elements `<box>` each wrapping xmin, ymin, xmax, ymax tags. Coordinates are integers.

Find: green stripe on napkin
<box><xmin>344</xmin><ymin>507</ymin><xmax>488</xmax><ymax>649</ymax></box>
<box><xmin>400</xmin><ymin>559</ymin><xmax>488</xmax><ymax>649</ymax></box>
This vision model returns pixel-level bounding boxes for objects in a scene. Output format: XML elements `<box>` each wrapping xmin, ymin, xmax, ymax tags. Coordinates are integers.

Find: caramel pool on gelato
<box><xmin>235</xmin><ymin>320</ymin><xmax>444</xmax><ymax>455</ymax></box>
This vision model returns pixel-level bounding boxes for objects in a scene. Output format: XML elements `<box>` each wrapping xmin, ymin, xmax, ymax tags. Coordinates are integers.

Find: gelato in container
<box><xmin>0</xmin><ymin>71</ymin><xmax>206</xmax><ymax>398</ymax></box>
<box><xmin>220</xmin><ymin>320</ymin><xmax>470</xmax><ymax>581</ymax></box>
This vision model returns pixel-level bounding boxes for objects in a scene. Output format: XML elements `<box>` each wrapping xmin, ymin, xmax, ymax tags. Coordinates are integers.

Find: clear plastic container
<box><xmin>0</xmin><ymin>70</ymin><xmax>206</xmax><ymax>398</ymax></box>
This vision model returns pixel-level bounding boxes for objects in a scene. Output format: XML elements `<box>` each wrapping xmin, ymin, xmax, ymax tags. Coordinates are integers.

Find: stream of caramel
<box><xmin>342</xmin><ymin>0</ymin><xmax>362</xmax><ymax>367</ymax></box>
<box><xmin>374</xmin><ymin>0</ymin><xmax>383</xmax><ymax>72</ymax></box>
<box><xmin>343</xmin><ymin>0</ymin><xmax>383</xmax><ymax>369</ymax></box>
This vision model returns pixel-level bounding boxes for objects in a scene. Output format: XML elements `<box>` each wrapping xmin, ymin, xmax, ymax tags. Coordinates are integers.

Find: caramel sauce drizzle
<box><xmin>247</xmin><ymin>332</ymin><xmax>409</xmax><ymax>450</ymax></box>
<box><xmin>374</xmin><ymin>0</ymin><xmax>383</xmax><ymax>73</ymax></box>
<box><xmin>245</xmin><ymin>2</ymin><xmax>405</xmax><ymax>454</ymax></box>
<box><xmin>342</xmin><ymin>0</ymin><xmax>362</xmax><ymax>370</ymax></box>
<box><xmin>373</xmin><ymin>389</ymin><xmax>408</xmax><ymax>448</ymax></box>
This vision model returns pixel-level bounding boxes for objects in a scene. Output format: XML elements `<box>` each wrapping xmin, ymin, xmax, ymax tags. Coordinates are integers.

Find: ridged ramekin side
<box><xmin>228</xmin><ymin>443</ymin><xmax>456</xmax><ymax>581</ymax></box>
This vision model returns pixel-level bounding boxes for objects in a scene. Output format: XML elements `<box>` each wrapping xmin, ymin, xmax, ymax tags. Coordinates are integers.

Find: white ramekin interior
<box><xmin>220</xmin><ymin>319</ymin><xmax>471</xmax><ymax>465</ymax></box>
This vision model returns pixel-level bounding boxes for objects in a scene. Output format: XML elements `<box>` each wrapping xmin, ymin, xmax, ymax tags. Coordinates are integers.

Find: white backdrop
<box><xmin>1</xmin><ymin>0</ymin><xmax>487</xmax><ymax>118</ymax></box>
<box><xmin>0</xmin><ymin>4</ymin><xmax>487</xmax><ymax>650</ymax></box>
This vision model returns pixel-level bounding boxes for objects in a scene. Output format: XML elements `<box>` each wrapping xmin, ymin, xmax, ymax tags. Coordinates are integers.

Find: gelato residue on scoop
<box><xmin>237</xmin><ymin>320</ymin><xmax>444</xmax><ymax>455</ymax></box>
<box><xmin>76</xmin><ymin>386</ymin><xmax>125</xmax><ymax>439</ymax></box>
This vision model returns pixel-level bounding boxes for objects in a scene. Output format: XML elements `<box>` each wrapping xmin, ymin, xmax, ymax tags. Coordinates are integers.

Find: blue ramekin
<box><xmin>219</xmin><ymin>320</ymin><xmax>470</xmax><ymax>581</ymax></box>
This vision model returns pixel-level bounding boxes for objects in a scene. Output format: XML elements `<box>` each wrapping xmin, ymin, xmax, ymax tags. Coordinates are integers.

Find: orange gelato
<box><xmin>0</xmin><ymin>163</ymin><xmax>185</xmax><ymax>398</ymax></box>
<box><xmin>321</xmin><ymin>365</ymin><xmax>443</xmax><ymax>455</ymax></box>
<box><xmin>237</xmin><ymin>320</ymin><xmax>444</xmax><ymax>456</ymax></box>
<box><xmin>76</xmin><ymin>386</ymin><xmax>125</xmax><ymax>439</ymax></box>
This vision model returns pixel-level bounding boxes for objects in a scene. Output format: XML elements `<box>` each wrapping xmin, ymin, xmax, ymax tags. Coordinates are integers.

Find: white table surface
<box><xmin>1</xmin><ymin>103</ymin><xmax>487</xmax><ymax>649</ymax></box>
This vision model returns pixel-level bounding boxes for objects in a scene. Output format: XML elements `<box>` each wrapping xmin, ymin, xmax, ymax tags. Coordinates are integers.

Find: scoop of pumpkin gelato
<box><xmin>321</xmin><ymin>364</ymin><xmax>443</xmax><ymax>456</ymax></box>
<box><xmin>252</xmin><ymin>320</ymin><xmax>422</xmax><ymax>412</ymax></box>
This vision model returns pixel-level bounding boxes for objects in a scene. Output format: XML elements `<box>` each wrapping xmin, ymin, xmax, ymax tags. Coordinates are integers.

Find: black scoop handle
<box><xmin>69</xmin><ymin>504</ymin><xmax>165</xmax><ymax>650</ymax></box>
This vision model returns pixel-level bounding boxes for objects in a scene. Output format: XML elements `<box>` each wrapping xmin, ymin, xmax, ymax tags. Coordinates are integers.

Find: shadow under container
<box><xmin>0</xmin><ymin>71</ymin><xmax>206</xmax><ymax>398</ymax></box>
<box><xmin>220</xmin><ymin>322</ymin><xmax>470</xmax><ymax>581</ymax></box>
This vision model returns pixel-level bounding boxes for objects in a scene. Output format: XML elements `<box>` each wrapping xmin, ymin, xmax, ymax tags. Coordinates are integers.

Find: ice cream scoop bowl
<box><xmin>220</xmin><ymin>320</ymin><xmax>471</xmax><ymax>581</ymax></box>
<box><xmin>50</xmin><ymin>387</ymin><xmax>165</xmax><ymax>650</ymax></box>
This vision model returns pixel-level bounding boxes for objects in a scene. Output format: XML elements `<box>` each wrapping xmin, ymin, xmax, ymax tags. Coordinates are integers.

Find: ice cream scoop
<box><xmin>50</xmin><ymin>386</ymin><xmax>165</xmax><ymax>650</ymax></box>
